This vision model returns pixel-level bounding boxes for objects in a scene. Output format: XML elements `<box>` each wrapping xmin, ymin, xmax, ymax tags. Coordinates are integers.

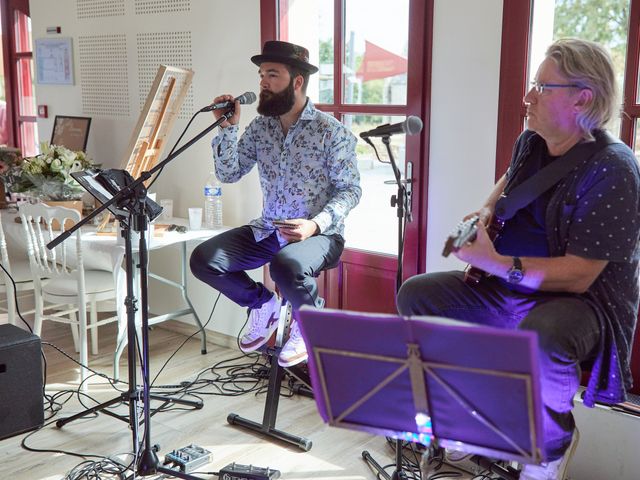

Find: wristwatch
<box><xmin>507</xmin><ymin>256</ymin><xmax>524</xmax><ymax>284</ymax></box>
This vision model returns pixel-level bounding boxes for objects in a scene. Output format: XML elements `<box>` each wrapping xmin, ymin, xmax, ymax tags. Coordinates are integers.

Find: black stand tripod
<box><xmin>227</xmin><ymin>301</ymin><xmax>313</xmax><ymax>451</ymax></box>
<box><xmin>51</xmin><ymin>110</ymin><xmax>236</xmax><ymax>478</ymax></box>
<box><xmin>361</xmin><ymin>134</ymin><xmax>414</xmax><ymax>480</ymax></box>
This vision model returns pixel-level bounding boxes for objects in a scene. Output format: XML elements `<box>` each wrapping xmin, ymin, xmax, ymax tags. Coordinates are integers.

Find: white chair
<box><xmin>0</xmin><ymin>210</ymin><xmax>37</xmax><ymax>325</ymax></box>
<box><xmin>20</xmin><ymin>203</ymin><xmax>119</xmax><ymax>383</ymax></box>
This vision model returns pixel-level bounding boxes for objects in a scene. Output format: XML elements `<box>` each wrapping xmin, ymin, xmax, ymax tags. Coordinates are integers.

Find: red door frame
<box><xmin>1</xmin><ymin>0</ymin><xmax>32</xmax><ymax>151</ymax></box>
<box><xmin>494</xmin><ymin>0</ymin><xmax>532</xmax><ymax>180</ymax></box>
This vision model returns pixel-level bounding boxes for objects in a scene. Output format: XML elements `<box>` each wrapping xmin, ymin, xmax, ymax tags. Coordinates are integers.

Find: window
<box><xmin>277</xmin><ymin>0</ymin><xmax>418</xmax><ymax>256</ymax></box>
<box><xmin>497</xmin><ymin>0</ymin><xmax>637</xmax><ymax>175</ymax></box>
<box><xmin>13</xmin><ymin>8</ymin><xmax>37</xmax><ymax>156</ymax></box>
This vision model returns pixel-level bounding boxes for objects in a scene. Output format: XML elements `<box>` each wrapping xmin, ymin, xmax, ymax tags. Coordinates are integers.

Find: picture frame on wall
<box><xmin>51</xmin><ymin>115</ymin><xmax>91</xmax><ymax>151</ymax></box>
<box><xmin>35</xmin><ymin>37</ymin><xmax>74</xmax><ymax>85</ymax></box>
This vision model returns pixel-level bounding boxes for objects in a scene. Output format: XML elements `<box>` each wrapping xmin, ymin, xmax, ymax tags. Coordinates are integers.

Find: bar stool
<box><xmin>227</xmin><ymin>261</ymin><xmax>338</xmax><ymax>451</ymax></box>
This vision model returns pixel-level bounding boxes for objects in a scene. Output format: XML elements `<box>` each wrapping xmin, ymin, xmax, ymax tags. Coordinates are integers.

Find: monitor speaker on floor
<box><xmin>0</xmin><ymin>323</ymin><xmax>44</xmax><ymax>439</ymax></box>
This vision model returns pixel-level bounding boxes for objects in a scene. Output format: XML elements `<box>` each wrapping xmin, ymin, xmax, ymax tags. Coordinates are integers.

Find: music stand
<box><xmin>297</xmin><ymin>307</ymin><xmax>545</xmax><ymax>479</ymax></box>
<box><xmin>48</xmin><ymin>108</ymin><xmax>237</xmax><ymax>478</ymax></box>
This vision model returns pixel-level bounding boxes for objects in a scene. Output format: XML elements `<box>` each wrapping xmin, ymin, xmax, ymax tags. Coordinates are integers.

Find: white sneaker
<box><xmin>278</xmin><ymin>321</ymin><xmax>308</xmax><ymax>367</ymax></box>
<box><xmin>239</xmin><ymin>293</ymin><xmax>281</xmax><ymax>353</ymax></box>
<box><xmin>520</xmin><ymin>428</ymin><xmax>580</xmax><ymax>480</ymax></box>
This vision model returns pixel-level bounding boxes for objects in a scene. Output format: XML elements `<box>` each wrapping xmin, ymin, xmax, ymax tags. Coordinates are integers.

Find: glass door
<box><xmin>270</xmin><ymin>0</ymin><xmax>432</xmax><ymax>312</ymax></box>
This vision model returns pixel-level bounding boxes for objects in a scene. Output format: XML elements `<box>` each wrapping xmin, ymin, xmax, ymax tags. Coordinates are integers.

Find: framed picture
<box><xmin>51</xmin><ymin>115</ymin><xmax>91</xmax><ymax>151</ymax></box>
<box><xmin>35</xmin><ymin>37</ymin><xmax>74</xmax><ymax>85</ymax></box>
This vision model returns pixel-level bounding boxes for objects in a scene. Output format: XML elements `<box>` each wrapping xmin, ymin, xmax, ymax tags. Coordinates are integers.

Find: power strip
<box><xmin>163</xmin><ymin>444</ymin><xmax>212</xmax><ymax>473</ymax></box>
<box><xmin>219</xmin><ymin>462</ymin><xmax>281</xmax><ymax>480</ymax></box>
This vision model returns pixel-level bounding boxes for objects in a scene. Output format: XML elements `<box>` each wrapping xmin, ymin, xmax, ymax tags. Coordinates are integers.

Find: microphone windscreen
<box><xmin>404</xmin><ymin>116</ymin><xmax>424</xmax><ymax>136</ymax></box>
<box><xmin>240</xmin><ymin>92</ymin><xmax>257</xmax><ymax>105</ymax></box>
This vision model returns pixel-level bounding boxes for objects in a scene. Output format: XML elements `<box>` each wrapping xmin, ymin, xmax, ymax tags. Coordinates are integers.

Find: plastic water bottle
<box><xmin>204</xmin><ymin>171</ymin><xmax>223</xmax><ymax>229</ymax></box>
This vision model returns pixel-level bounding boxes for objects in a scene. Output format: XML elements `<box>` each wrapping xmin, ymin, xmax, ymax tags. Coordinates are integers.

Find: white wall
<box><xmin>427</xmin><ymin>0</ymin><xmax>503</xmax><ymax>273</ymax></box>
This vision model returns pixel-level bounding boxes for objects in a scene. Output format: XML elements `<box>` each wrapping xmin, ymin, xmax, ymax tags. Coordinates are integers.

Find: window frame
<box><xmin>497</xmin><ymin>0</ymin><xmax>640</xmax><ymax>173</ymax></box>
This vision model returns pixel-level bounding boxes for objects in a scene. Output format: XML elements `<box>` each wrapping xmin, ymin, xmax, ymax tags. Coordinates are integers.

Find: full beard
<box><xmin>257</xmin><ymin>79</ymin><xmax>295</xmax><ymax>117</ymax></box>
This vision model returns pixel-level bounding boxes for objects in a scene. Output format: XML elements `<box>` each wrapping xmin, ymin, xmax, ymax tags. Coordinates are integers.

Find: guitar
<box><xmin>442</xmin><ymin>216</ymin><xmax>480</xmax><ymax>257</ymax></box>
<box><xmin>442</xmin><ymin>215</ymin><xmax>505</xmax><ymax>284</ymax></box>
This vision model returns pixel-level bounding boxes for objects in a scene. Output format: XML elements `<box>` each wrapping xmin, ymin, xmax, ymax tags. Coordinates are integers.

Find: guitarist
<box><xmin>397</xmin><ymin>39</ymin><xmax>640</xmax><ymax>480</ymax></box>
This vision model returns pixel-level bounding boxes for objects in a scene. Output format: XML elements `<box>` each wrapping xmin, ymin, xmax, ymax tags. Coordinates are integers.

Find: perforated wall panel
<box><xmin>137</xmin><ymin>32</ymin><xmax>194</xmax><ymax>118</ymax></box>
<box><xmin>135</xmin><ymin>0</ymin><xmax>190</xmax><ymax>15</ymax></box>
<box><xmin>77</xmin><ymin>0</ymin><xmax>125</xmax><ymax>19</ymax></box>
<box><xmin>78</xmin><ymin>35</ymin><xmax>130</xmax><ymax>117</ymax></box>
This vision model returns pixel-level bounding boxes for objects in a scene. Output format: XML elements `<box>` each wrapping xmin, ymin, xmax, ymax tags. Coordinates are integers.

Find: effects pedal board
<box><xmin>163</xmin><ymin>444</ymin><xmax>212</xmax><ymax>473</ymax></box>
<box><xmin>219</xmin><ymin>462</ymin><xmax>281</xmax><ymax>480</ymax></box>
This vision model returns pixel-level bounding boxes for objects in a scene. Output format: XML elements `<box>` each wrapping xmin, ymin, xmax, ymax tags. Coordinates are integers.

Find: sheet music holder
<box><xmin>297</xmin><ymin>307</ymin><xmax>545</xmax><ymax>469</ymax></box>
<box><xmin>72</xmin><ymin>168</ymin><xmax>163</xmax><ymax>222</ymax></box>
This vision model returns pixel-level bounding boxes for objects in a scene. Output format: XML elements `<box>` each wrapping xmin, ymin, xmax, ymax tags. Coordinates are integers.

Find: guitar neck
<box><xmin>464</xmin><ymin>215</ymin><xmax>505</xmax><ymax>284</ymax></box>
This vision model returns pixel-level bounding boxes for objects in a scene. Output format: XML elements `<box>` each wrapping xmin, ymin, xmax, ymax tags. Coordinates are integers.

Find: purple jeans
<box><xmin>396</xmin><ymin>270</ymin><xmax>600</xmax><ymax>460</ymax></box>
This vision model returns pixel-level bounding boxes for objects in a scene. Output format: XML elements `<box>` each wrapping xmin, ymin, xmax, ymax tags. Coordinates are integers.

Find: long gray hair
<box><xmin>546</xmin><ymin>38</ymin><xmax>618</xmax><ymax>139</ymax></box>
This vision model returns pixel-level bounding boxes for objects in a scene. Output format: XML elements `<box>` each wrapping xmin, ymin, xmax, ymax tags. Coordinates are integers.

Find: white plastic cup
<box><xmin>188</xmin><ymin>207</ymin><xmax>202</xmax><ymax>230</ymax></box>
<box><xmin>159</xmin><ymin>199</ymin><xmax>173</xmax><ymax>221</ymax></box>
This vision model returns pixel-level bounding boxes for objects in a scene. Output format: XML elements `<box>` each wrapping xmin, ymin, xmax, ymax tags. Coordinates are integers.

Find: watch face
<box><xmin>508</xmin><ymin>268</ymin><xmax>524</xmax><ymax>283</ymax></box>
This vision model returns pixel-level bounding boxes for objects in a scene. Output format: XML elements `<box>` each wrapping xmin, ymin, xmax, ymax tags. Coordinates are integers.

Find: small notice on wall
<box><xmin>35</xmin><ymin>37</ymin><xmax>74</xmax><ymax>85</ymax></box>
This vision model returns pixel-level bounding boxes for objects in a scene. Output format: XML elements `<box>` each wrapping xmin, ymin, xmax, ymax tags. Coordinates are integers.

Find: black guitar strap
<box><xmin>494</xmin><ymin>130</ymin><xmax>618</xmax><ymax>221</ymax></box>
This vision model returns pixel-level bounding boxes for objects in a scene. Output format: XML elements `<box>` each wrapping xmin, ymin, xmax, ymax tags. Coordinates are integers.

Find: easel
<box><xmin>98</xmin><ymin>65</ymin><xmax>193</xmax><ymax>231</ymax></box>
<box><xmin>297</xmin><ymin>307</ymin><xmax>546</xmax><ymax>479</ymax></box>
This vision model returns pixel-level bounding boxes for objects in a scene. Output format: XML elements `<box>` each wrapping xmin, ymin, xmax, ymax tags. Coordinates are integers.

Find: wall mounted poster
<box><xmin>35</xmin><ymin>37</ymin><xmax>74</xmax><ymax>85</ymax></box>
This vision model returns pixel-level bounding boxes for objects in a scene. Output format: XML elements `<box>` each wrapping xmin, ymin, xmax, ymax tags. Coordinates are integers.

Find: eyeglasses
<box><xmin>530</xmin><ymin>81</ymin><xmax>584</xmax><ymax>94</ymax></box>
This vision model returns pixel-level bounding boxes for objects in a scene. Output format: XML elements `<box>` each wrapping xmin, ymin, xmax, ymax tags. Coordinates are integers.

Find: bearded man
<box><xmin>190</xmin><ymin>41</ymin><xmax>361</xmax><ymax>367</ymax></box>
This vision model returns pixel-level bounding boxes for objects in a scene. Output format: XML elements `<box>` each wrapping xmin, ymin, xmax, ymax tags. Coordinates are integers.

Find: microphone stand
<box><xmin>361</xmin><ymin>134</ymin><xmax>413</xmax><ymax>480</ymax></box>
<box><xmin>51</xmin><ymin>110</ymin><xmax>236</xmax><ymax>479</ymax></box>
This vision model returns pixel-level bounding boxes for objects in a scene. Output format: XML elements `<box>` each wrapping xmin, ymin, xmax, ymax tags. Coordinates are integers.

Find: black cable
<box><xmin>146</xmin><ymin>109</ymin><xmax>203</xmax><ymax>190</ymax></box>
<box><xmin>21</xmin><ymin>417</ymin><xmax>118</xmax><ymax>461</ymax></box>
<box><xmin>0</xmin><ymin>261</ymin><xmax>34</xmax><ymax>332</ymax></box>
<box><xmin>150</xmin><ymin>291</ymin><xmax>221</xmax><ymax>387</ymax></box>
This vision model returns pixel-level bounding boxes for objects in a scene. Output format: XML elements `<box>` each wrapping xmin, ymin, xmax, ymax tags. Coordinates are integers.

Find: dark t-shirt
<box><xmin>504</xmin><ymin>130</ymin><xmax>640</xmax><ymax>405</ymax></box>
<box><xmin>494</xmin><ymin>141</ymin><xmax>556</xmax><ymax>258</ymax></box>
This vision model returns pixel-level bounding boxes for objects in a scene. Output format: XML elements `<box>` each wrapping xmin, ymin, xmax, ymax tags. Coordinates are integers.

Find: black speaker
<box><xmin>0</xmin><ymin>324</ymin><xmax>44</xmax><ymax>439</ymax></box>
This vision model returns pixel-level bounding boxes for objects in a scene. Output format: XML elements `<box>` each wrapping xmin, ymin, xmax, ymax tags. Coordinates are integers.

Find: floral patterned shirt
<box><xmin>211</xmin><ymin>99</ymin><xmax>361</xmax><ymax>242</ymax></box>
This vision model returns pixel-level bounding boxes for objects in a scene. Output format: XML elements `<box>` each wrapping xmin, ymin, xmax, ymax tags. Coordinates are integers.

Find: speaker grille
<box><xmin>77</xmin><ymin>0</ymin><xmax>125</xmax><ymax>19</ymax></box>
<box><xmin>135</xmin><ymin>0</ymin><xmax>190</xmax><ymax>15</ymax></box>
<box><xmin>136</xmin><ymin>32</ymin><xmax>193</xmax><ymax>119</ymax></box>
<box><xmin>78</xmin><ymin>34</ymin><xmax>130</xmax><ymax>117</ymax></box>
<box><xmin>0</xmin><ymin>324</ymin><xmax>44</xmax><ymax>440</ymax></box>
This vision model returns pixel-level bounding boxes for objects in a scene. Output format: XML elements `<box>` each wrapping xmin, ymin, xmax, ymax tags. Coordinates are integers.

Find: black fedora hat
<box><xmin>251</xmin><ymin>40</ymin><xmax>319</xmax><ymax>74</ymax></box>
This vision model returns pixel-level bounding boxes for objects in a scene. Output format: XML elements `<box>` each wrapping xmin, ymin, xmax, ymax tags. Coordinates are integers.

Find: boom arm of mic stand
<box><xmin>45</xmin><ymin>109</ymin><xmax>235</xmax><ymax>250</ymax></box>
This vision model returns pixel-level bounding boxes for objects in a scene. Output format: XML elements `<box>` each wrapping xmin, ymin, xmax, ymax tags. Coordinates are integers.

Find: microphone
<box><xmin>359</xmin><ymin>116</ymin><xmax>423</xmax><ymax>139</ymax></box>
<box><xmin>200</xmin><ymin>92</ymin><xmax>257</xmax><ymax>112</ymax></box>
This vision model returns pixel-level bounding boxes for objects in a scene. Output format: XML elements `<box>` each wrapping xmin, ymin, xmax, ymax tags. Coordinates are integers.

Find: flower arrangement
<box><xmin>15</xmin><ymin>143</ymin><xmax>95</xmax><ymax>201</ymax></box>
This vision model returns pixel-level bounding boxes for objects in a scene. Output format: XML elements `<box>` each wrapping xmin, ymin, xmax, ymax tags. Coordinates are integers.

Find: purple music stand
<box><xmin>297</xmin><ymin>307</ymin><xmax>546</xmax><ymax>477</ymax></box>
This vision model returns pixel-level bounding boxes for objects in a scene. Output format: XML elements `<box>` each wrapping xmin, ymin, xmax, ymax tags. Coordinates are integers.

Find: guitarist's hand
<box><xmin>453</xmin><ymin>219</ymin><xmax>504</xmax><ymax>274</ymax></box>
<box><xmin>464</xmin><ymin>206</ymin><xmax>492</xmax><ymax>226</ymax></box>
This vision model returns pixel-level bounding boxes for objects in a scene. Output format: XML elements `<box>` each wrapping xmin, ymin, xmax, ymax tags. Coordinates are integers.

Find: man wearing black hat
<box><xmin>190</xmin><ymin>41</ymin><xmax>361</xmax><ymax>367</ymax></box>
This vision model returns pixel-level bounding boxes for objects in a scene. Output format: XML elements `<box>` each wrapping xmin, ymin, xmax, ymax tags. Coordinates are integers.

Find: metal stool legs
<box><xmin>227</xmin><ymin>299</ymin><xmax>313</xmax><ymax>451</ymax></box>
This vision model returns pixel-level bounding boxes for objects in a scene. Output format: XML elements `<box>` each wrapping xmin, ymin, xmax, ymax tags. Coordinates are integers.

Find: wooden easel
<box><xmin>98</xmin><ymin>65</ymin><xmax>193</xmax><ymax>231</ymax></box>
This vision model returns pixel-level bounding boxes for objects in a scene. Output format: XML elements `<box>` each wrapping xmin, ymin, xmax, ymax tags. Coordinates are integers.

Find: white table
<box><xmin>2</xmin><ymin>210</ymin><xmax>226</xmax><ymax>379</ymax></box>
<box><xmin>112</xmin><ymin>218</ymin><xmax>228</xmax><ymax>379</ymax></box>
